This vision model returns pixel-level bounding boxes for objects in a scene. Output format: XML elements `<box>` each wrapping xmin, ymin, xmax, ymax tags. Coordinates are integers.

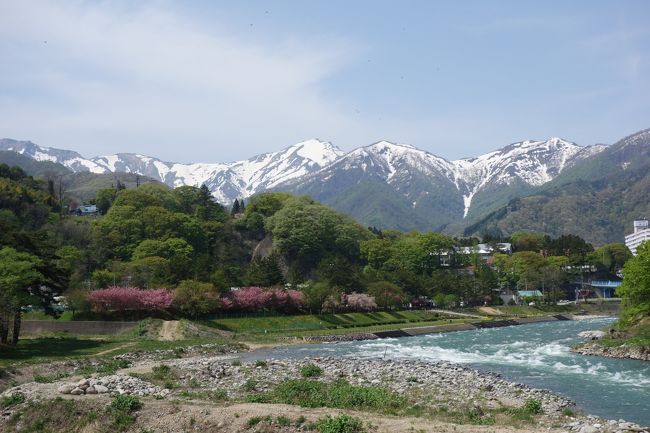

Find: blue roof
<box><xmin>517</xmin><ymin>290</ymin><xmax>543</xmax><ymax>297</ymax></box>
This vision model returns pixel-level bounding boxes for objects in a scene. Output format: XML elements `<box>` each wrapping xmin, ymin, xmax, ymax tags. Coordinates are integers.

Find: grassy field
<box><xmin>203</xmin><ymin>310</ymin><xmax>463</xmax><ymax>335</ymax></box>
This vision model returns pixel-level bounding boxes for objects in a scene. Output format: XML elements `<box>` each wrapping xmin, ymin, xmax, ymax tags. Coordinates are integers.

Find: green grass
<box><xmin>247</xmin><ymin>379</ymin><xmax>406</xmax><ymax>414</ymax></box>
<box><xmin>22</xmin><ymin>311</ymin><xmax>74</xmax><ymax>321</ymax></box>
<box><xmin>205</xmin><ymin>310</ymin><xmax>450</xmax><ymax>334</ymax></box>
<box><xmin>204</xmin><ymin>311</ymin><xmax>475</xmax><ymax>338</ymax></box>
<box><xmin>0</xmin><ymin>335</ymin><xmax>241</xmax><ymax>367</ymax></box>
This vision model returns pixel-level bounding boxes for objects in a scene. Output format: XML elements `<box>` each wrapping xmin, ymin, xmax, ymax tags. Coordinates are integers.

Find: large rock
<box><xmin>57</xmin><ymin>384</ymin><xmax>75</xmax><ymax>394</ymax></box>
<box><xmin>578</xmin><ymin>330</ymin><xmax>605</xmax><ymax>339</ymax></box>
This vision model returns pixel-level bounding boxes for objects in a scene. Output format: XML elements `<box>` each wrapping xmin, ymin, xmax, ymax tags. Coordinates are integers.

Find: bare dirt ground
<box><xmin>159</xmin><ymin>320</ymin><xmax>182</xmax><ymax>341</ymax></box>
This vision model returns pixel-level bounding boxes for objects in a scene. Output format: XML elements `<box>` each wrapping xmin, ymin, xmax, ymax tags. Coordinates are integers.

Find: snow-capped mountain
<box><xmin>450</xmin><ymin>137</ymin><xmax>606</xmax><ymax>217</ymax></box>
<box><xmin>0</xmin><ymin>138</ymin><xmax>344</xmax><ymax>203</ymax></box>
<box><xmin>0</xmin><ymin>135</ymin><xmax>606</xmax><ymax>230</ymax></box>
<box><xmin>276</xmin><ymin>137</ymin><xmax>605</xmax><ymax>231</ymax></box>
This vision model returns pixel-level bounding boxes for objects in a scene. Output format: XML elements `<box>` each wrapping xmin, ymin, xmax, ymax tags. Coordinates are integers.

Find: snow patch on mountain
<box><xmin>0</xmin><ymin>135</ymin><xmax>605</xmax><ymax>215</ymax></box>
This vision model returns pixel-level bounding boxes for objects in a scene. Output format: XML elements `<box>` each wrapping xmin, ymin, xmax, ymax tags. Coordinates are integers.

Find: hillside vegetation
<box><xmin>464</xmin><ymin>129</ymin><xmax>650</xmax><ymax>244</ymax></box>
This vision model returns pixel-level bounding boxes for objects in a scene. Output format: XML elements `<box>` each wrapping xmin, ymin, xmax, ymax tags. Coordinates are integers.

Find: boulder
<box><xmin>57</xmin><ymin>384</ymin><xmax>75</xmax><ymax>394</ymax></box>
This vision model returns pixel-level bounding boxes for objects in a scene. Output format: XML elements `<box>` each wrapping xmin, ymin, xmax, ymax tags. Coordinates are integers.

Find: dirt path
<box><xmin>158</xmin><ymin>320</ymin><xmax>181</xmax><ymax>341</ymax></box>
<box><xmin>93</xmin><ymin>342</ymin><xmax>136</xmax><ymax>357</ymax></box>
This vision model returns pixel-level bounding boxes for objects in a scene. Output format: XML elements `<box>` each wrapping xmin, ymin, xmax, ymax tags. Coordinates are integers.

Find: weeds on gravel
<box><xmin>77</xmin><ymin>359</ymin><xmax>130</xmax><ymax>376</ymax></box>
<box><xmin>5</xmin><ymin>397</ymin><xmax>100</xmax><ymax>433</ymax></box>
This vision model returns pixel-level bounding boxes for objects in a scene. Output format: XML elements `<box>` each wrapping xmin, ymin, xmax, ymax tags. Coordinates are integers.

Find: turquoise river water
<box><xmin>250</xmin><ymin>318</ymin><xmax>650</xmax><ymax>425</ymax></box>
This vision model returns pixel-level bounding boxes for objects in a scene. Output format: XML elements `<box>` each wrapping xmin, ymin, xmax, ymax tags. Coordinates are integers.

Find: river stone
<box><xmin>85</xmin><ymin>386</ymin><xmax>97</xmax><ymax>394</ymax></box>
<box><xmin>70</xmin><ymin>387</ymin><xmax>85</xmax><ymax>395</ymax></box>
<box><xmin>57</xmin><ymin>384</ymin><xmax>75</xmax><ymax>394</ymax></box>
<box><xmin>578</xmin><ymin>330</ymin><xmax>605</xmax><ymax>339</ymax></box>
<box><xmin>94</xmin><ymin>385</ymin><xmax>109</xmax><ymax>394</ymax></box>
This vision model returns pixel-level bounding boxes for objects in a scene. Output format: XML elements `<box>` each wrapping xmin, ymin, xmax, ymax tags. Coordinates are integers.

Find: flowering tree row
<box><xmin>87</xmin><ymin>287</ymin><xmax>174</xmax><ymax>313</ymax></box>
<box><xmin>85</xmin><ymin>286</ymin><xmax>380</xmax><ymax>316</ymax></box>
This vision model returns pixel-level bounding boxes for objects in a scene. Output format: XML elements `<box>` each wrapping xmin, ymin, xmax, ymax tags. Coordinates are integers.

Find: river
<box><xmin>250</xmin><ymin>318</ymin><xmax>650</xmax><ymax>425</ymax></box>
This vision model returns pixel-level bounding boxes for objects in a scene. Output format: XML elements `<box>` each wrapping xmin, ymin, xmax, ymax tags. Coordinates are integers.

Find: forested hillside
<box><xmin>463</xmin><ymin>129</ymin><xmax>650</xmax><ymax>244</ymax></box>
<box><xmin>1</xmin><ymin>161</ymin><xmax>634</xmax><ymax>339</ymax></box>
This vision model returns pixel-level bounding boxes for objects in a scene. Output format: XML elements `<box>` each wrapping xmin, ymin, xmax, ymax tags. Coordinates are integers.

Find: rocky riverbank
<box><xmin>2</xmin><ymin>351</ymin><xmax>647</xmax><ymax>433</ymax></box>
<box><xmin>572</xmin><ymin>342</ymin><xmax>650</xmax><ymax>361</ymax></box>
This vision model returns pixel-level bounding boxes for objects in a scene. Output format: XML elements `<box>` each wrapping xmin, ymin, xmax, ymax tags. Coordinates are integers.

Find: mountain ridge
<box><xmin>0</xmin><ymin>134</ymin><xmax>608</xmax><ymax>231</ymax></box>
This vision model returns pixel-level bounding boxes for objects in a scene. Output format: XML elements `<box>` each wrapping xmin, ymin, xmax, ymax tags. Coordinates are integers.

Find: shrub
<box><xmin>316</xmin><ymin>415</ymin><xmax>365</xmax><ymax>433</ymax></box>
<box><xmin>1</xmin><ymin>393</ymin><xmax>25</xmax><ymax>408</ymax></box>
<box><xmin>523</xmin><ymin>398</ymin><xmax>542</xmax><ymax>414</ymax></box>
<box><xmin>254</xmin><ymin>360</ymin><xmax>268</xmax><ymax>368</ymax></box>
<box><xmin>111</xmin><ymin>394</ymin><xmax>142</xmax><ymax>413</ymax></box>
<box><xmin>276</xmin><ymin>415</ymin><xmax>291</xmax><ymax>426</ymax></box>
<box><xmin>300</xmin><ymin>363</ymin><xmax>323</xmax><ymax>378</ymax></box>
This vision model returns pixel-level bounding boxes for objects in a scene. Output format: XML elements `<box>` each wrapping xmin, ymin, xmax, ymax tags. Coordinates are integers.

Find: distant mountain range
<box><xmin>1</xmin><ymin>128</ymin><xmax>648</xmax><ymax>244</ymax></box>
<box><xmin>463</xmin><ymin>129</ymin><xmax>650</xmax><ymax>244</ymax></box>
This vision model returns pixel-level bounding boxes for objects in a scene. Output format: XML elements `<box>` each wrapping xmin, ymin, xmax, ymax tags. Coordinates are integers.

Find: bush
<box><xmin>276</xmin><ymin>415</ymin><xmax>291</xmax><ymax>426</ymax></box>
<box><xmin>523</xmin><ymin>398</ymin><xmax>542</xmax><ymax>414</ymax></box>
<box><xmin>300</xmin><ymin>363</ymin><xmax>323</xmax><ymax>378</ymax></box>
<box><xmin>110</xmin><ymin>394</ymin><xmax>142</xmax><ymax>413</ymax></box>
<box><xmin>316</xmin><ymin>415</ymin><xmax>365</xmax><ymax>433</ymax></box>
<box><xmin>1</xmin><ymin>393</ymin><xmax>25</xmax><ymax>408</ymax></box>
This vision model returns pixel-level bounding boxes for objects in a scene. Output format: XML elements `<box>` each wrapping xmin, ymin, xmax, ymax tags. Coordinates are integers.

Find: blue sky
<box><xmin>0</xmin><ymin>0</ymin><xmax>648</xmax><ymax>162</ymax></box>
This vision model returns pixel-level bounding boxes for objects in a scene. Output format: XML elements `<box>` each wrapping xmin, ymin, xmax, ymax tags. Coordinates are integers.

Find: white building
<box><xmin>625</xmin><ymin>219</ymin><xmax>650</xmax><ymax>256</ymax></box>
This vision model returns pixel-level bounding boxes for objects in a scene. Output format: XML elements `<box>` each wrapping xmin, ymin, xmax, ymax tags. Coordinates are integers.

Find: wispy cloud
<box><xmin>0</xmin><ymin>1</ymin><xmax>360</xmax><ymax>162</ymax></box>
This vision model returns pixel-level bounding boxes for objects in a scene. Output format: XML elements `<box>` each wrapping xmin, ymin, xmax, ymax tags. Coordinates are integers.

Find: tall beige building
<box><xmin>625</xmin><ymin>219</ymin><xmax>650</xmax><ymax>256</ymax></box>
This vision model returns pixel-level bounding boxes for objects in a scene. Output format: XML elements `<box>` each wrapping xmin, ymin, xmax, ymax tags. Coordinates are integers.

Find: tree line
<box><xmin>0</xmin><ymin>163</ymin><xmax>641</xmax><ymax>344</ymax></box>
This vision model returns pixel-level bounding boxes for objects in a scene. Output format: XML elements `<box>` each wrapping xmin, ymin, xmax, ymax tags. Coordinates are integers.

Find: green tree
<box><xmin>0</xmin><ymin>247</ymin><xmax>44</xmax><ymax>344</ymax></box>
<box><xmin>617</xmin><ymin>242</ymin><xmax>650</xmax><ymax>324</ymax></box>
<box><xmin>231</xmin><ymin>199</ymin><xmax>241</xmax><ymax>215</ymax></box>
<box><xmin>367</xmin><ymin>281</ymin><xmax>406</xmax><ymax>310</ymax></box>
<box><xmin>300</xmin><ymin>281</ymin><xmax>339</xmax><ymax>314</ymax></box>
<box><xmin>173</xmin><ymin>280</ymin><xmax>221</xmax><ymax>317</ymax></box>
<box><xmin>245</xmin><ymin>253</ymin><xmax>286</xmax><ymax>287</ymax></box>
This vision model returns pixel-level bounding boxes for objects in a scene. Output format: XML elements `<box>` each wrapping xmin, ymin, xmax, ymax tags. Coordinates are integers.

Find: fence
<box><xmin>22</xmin><ymin>320</ymin><xmax>138</xmax><ymax>336</ymax></box>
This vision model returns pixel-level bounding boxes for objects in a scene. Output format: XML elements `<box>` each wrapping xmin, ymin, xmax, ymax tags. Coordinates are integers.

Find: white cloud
<box><xmin>0</xmin><ymin>1</ymin><xmax>361</xmax><ymax>162</ymax></box>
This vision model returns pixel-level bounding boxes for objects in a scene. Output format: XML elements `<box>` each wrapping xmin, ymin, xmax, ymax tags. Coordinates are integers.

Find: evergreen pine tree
<box><xmin>231</xmin><ymin>199</ymin><xmax>240</xmax><ymax>215</ymax></box>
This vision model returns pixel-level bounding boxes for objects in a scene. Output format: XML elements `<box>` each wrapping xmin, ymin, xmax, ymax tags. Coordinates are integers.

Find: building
<box><xmin>72</xmin><ymin>204</ymin><xmax>98</xmax><ymax>216</ymax></box>
<box><xmin>625</xmin><ymin>218</ymin><xmax>650</xmax><ymax>256</ymax></box>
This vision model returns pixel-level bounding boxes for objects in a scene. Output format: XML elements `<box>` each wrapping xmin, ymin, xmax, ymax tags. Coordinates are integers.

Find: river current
<box><xmin>251</xmin><ymin>318</ymin><xmax>650</xmax><ymax>425</ymax></box>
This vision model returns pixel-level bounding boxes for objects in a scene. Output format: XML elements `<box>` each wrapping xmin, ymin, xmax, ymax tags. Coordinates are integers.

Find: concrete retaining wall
<box><xmin>403</xmin><ymin>323</ymin><xmax>476</xmax><ymax>336</ymax></box>
<box><xmin>22</xmin><ymin>320</ymin><xmax>137</xmax><ymax>336</ymax></box>
<box><xmin>514</xmin><ymin>316</ymin><xmax>559</xmax><ymax>324</ymax></box>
